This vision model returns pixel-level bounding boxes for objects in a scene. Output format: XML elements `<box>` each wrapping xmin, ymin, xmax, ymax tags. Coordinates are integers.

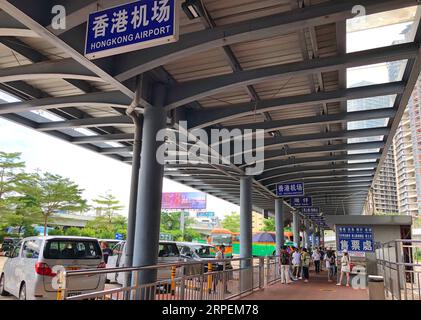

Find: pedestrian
<box><xmin>325</xmin><ymin>248</ymin><xmax>336</xmax><ymax>282</ymax></box>
<box><xmin>279</xmin><ymin>246</ymin><xmax>292</xmax><ymax>284</ymax></box>
<box><xmin>215</xmin><ymin>245</ymin><xmax>231</xmax><ymax>294</ymax></box>
<box><xmin>301</xmin><ymin>248</ymin><xmax>310</xmax><ymax>283</ymax></box>
<box><xmin>100</xmin><ymin>241</ymin><xmax>113</xmax><ymax>264</ymax></box>
<box><xmin>337</xmin><ymin>249</ymin><xmax>351</xmax><ymax>287</ymax></box>
<box><xmin>312</xmin><ymin>248</ymin><xmax>321</xmax><ymax>273</ymax></box>
<box><xmin>292</xmin><ymin>247</ymin><xmax>301</xmax><ymax>280</ymax></box>
<box><xmin>319</xmin><ymin>247</ymin><xmax>325</xmax><ymax>271</ymax></box>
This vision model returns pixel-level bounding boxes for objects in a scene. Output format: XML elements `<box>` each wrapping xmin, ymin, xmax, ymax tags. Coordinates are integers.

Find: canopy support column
<box><xmin>293</xmin><ymin>211</ymin><xmax>300</xmax><ymax>247</ymax></box>
<box><xmin>240</xmin><ymin>175</ymin><xmax>252</xmax><ymax>292</ymax></box>
<box><xmin>275</xmin><ymin>198</ymin><xmax>284</xmax><ymax>255</ymax></box>
<box><xmin>132</xmin><ymin>84</ymin><xmax>167</xmax><ymax>299</ymax></box>
<box><xmin>124</xmin><ymin>77</ymin><xmax>144</xmax><ymax>290</ymax></box>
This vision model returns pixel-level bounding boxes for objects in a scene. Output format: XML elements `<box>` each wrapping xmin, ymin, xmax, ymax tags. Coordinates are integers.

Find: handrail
<box><xmin>64</xmin><ymin>256</ymin><xmax>277</xmax><ymax>278</ymax></box>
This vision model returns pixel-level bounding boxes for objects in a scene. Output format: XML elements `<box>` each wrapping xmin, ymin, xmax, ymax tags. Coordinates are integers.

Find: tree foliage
<box><xmin>20</xmin><ymin>172</ymin><xmax>87</xmax><ymax>235</ymax></box>
<box><xmin>160</xmin><ymin>211</ymin><xmax>200</xmax><ymax>241</ymax></box>
<box><xmin>262</xmin><ymin>217</ymin><xmax>275</xmax><ymax>232</ymax></box>
<box><xmin>221</xmin><ymin>212</ymin><xmax>240</xmax><ymax>233</ymax></box>
<box><xmin>93</xmin><ymin>192</ymin><xmax>124</xmax><ymax>223</ymax></box>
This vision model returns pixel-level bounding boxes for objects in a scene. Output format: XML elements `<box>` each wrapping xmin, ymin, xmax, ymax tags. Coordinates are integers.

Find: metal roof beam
<box><xmin>261</xmin><ymin>152</ymin><xmax>380</xmax><ymax>175</ymax></box>
<box><xmin>263</xmin><ymin>169</ymin><xmax>375</xmax><ymax>186</ymax></box>
<box><xmin>258</xmin><ymin>163</ymin><xmax>377</xmax><ymax>182</ymax></box>
<box><xmin>249</xmin><ymin>141</ymin><xmax>385</xmax><ymax>164</ymax></box>
<box><xmin>71</xmin><ymin>133</ymin><xmax>133</xmax><ymax>144</ymax></box>
<box><xmin>109</xmin><ymin>0</ymin><xmax>415</xmax><ymax>82</ymax></box>
<box><xmin>229</xmin><ymin>128</ymin><xmax>389</xmax><ymax>160</ymax></box>
<box><xmin>37</xmin><ymin>115</ymin><xmax>132</xmax><ymax>131</ymax></box>
<box><xmin>0</xmin><ymin>58</ymin><xmax>102</xmax><ymax>83</ymax></box>
<box><xmin>223</xmin><ymin>108</ymin><xmax>395</xmax><ymax>133</ymax></box>
<box><xmin>186</xmin><ymin>81</ymin><xmax>403</xmax><ymax>129</ymax></box>
<box><xmin>166</xmin><ymin>43</ymin><xmax>417</xmax><ymax>109</ymax></box>
<box><xmin>0</xmin><ymin>91</ymin><xmax>131</xmax><ymax>114</ymax></box>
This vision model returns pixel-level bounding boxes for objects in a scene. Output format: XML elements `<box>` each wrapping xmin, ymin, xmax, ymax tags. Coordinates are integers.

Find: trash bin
<box><xmin>368</xmin><ymin>275</ymin><xmax>385</xmax><ymax>300</ymax></box>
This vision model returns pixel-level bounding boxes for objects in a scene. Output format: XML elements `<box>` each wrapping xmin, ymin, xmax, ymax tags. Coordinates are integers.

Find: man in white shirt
<box><xmin>312</xmin><ymin>248</ymin><xmax>321</xmax><ymax>273</ymax></box>
<box><xmin>292</xmin><ymin>248</ymin><xmax>302</xmax><ymax>280</ymax></box>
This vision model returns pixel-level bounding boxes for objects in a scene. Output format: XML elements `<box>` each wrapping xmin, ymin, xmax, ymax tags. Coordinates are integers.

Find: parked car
<box><xmin>106</xmin><ymin>241</ymin><xmax>183</xmax><ymax>285</ymax></box>
<box><xmin>0</xmin><ymin>236</ymin><xmax>106</xmax><ymax>300</ymax></box>
<box><xmin>176</xmin><ymin>242</ymin><xmax>232</xmax><ymax>275</ymax></box>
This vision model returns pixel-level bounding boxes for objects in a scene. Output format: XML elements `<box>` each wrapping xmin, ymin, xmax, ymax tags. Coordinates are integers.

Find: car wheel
<box><xmin>19</xmin><ymin>283</ymin><xmax>26</xmax><ymax>300</ymax></box>
<box><xmin>0</xmin><ymin>274</ymin><xmax>9</xmax><ymax>296</ymax></box>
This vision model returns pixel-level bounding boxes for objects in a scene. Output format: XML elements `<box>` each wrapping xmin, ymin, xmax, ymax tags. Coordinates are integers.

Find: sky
<box><xmin>0</xmin><ymin>115</ymin><xmax>239</xmax><ymax>219</ymax></box>
<box><xmin>0</xmin><ymin>7</ymin><xmax>417</xmax><ymax>220</ymax></box>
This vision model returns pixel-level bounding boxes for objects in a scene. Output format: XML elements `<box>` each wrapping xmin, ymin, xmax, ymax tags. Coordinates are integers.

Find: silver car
<box><xmin>0</xmin><ymin>236</ymin><xmax>106</xmax><ymax>300</ymax></box>
<box><xmin>106</xmin><ymin>241</ymin><xmax>183</xmax><ymax>285</ymax></box>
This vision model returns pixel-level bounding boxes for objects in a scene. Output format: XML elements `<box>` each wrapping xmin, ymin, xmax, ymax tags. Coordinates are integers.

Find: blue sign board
<box><xmin>301</xmin><ymin>207</ymin><xmax>320</xmax><ymax>214</ymax></box>
<box><xmin>85</xmin><ymin>0</ymin><xmax>178</xmax><ymax>59</ymax></box>
<box><xmin>115</xmin><ymin>233</ymin><xmax>123</xmax><ymax>240</ymax></box>
<box><xmin>291</xmin><ymin>197</ymin><xmax>312</xmax><ymax>207</ymax></box>
<box><xmin>276</xmin><ymin>182</ymin><xmax>304</xmax><ymax>197</ymax></box>
<box><xmin>337</xmin><ymin>226</ymin><xmax>374</xmax><ymax>252</ymax></box>
<box><xmin>197</xmin><ymin>211</ymin><xmax>215</xmax><ymax>218</ymax></box>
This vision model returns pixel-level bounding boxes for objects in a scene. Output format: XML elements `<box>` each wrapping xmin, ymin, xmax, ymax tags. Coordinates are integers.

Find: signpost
<box><xmin>115</xmin><ymin>233</ymin><xmax>123</xmax><ymax>240</ymax></box>
<box><xmin>301</xmin><ymin>207</ymin><xmax>320</xmax><ymax>214</ymax></box>
<box><xmin>291</xmin><ymin>196</ymin><xmax>312</xmax><ymax>207</ymax></box>
<box><xmin>337</xmin><ymin>226</ymin><xmax>374</xmax><ymax>253</ymax></box>
<box><xmin>276</xmin><ymin>182</ymin><xmax>304</xmax><ymax>197</ymax></box>
<box><xmin>85</xmin><ymin>0</ymin><xmax>179</xmax><ymax>59</ymax></box>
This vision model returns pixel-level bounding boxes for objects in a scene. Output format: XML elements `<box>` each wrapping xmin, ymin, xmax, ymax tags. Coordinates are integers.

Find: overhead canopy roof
<box><xmin>0</xmin><ymin>0</ymin><xmax>420</xmax><ymax>217</ymax></box>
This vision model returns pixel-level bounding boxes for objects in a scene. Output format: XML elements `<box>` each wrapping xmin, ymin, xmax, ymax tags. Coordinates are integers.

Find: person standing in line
<box><xmin>301</xmin><ymin>248</ymin><xmax>310</xmax><ymax>283</ymax></box>
<box><xmin>325</xmin><ymin>248</ymin><xmax>336</xmax><ymax>282</ymax></box>
<box><xmin>312</xmin><ymin>248</ymin><xmax>321</xmax><ymax>273</ymax></box>
<box><xmin>319</xmin><ymin>247</ymin><xmax>325</xmax><ymax>272</ymax></box>
<box><xmin>217</xmin><ymin>245</ymin><xmax>232</xmax><ymax>294</ymax></box>
<box><xmin>279</xmin><ymin>246</ymin><xmax>292</xmax><ymax>284</ymax></box>
<box><xmin>292</xmin><ymin>247</ymin><xmax>302</xmax><ymax>280</ymax></box>
<box><xmin>337</xmin><ymin>249</ymin><xmax>351</xmax><ymax>287</ymax></box>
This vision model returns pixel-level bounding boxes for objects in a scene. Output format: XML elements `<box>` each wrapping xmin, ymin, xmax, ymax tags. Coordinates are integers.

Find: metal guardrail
<box><xmin>57</xmin><ymin>255</ymin><xmax>282</xmax><ymax>300</ymax></box>
<box><xmin>376</xmin><ymin>239</ymin><xmax>421</xmax><ymax>300</ymax></box>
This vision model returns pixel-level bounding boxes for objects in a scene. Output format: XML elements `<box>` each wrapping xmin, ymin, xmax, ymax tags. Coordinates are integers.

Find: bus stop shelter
<box><xmin>0</xmin><ymin>0</ymin><xmax>420</xmax><ymax>288</ymax></box>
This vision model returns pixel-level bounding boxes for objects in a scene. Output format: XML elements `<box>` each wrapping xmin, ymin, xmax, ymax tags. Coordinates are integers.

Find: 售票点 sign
<box><xmin>337</xmin><ymin>226</ymin><xmax>374</xmax><ymax>253</ymax></box>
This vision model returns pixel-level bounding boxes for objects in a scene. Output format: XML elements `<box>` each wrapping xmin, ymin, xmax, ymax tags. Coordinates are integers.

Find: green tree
<box><xmin>65</xmin><ymin>227</ymin><xmax>82</xmax><ymax>236</ymax></box>
<box><xmin>0</xmin><ymin>151</ymin><xmax>25</xmax><ymax>200</ymax></box>
<box><xmin>0</xmin><ymin>151</ymin><xmax>26</xmax><ymax>215</ymax></box>
<box><xmin>1</xmin><ymin>193</ymin><xmax>43</xmax><ymax>235</ymax></box>
<box><xmin>221</xmin><ymin>212</ymin><xmax>240</xmax><ymax>233</ymax></box>
<box><xmin>160</xmin><ymin>211</ymin><xmax>199</xmax><ymax>241</ymax></box>
<box><xmin>262</xmin><ymin>217</ymin><xmax>275</xmax><ymax>232</ymax></box>
<box><xmin>93</xmin><ymin>192</ymin><xmax>124</xmax><ymax>224</ymax></box>
<box><xmin>22</xmin><ymin>172</ymin><xmax>87</xmax><ymax>236</ymax></box>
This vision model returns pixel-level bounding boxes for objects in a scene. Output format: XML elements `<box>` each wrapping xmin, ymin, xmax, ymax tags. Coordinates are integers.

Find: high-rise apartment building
<box><xmin>370</xmin><ymin>146</ymin><xmax>399</xmax><ymax>214</ymax></box>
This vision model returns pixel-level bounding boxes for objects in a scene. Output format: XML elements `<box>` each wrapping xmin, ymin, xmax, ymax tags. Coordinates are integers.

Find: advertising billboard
<box><xmin>162</xmin><ymin>192</ymin><xmax>207</xmax><ymax>209</ymax></box>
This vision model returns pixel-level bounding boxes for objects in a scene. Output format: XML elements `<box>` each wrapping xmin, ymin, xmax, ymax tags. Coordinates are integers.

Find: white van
<box><xmin>0</xmin><ymin>236</ymin><xmax>106</xmax><ymax>300</ymax></box>
<box><xmin>106</xmin><ymin>241</ymin><xmax>183</xmax><ymax>285</ymax></box>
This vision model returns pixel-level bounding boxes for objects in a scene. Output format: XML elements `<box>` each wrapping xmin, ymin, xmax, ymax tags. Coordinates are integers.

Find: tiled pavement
<box><xmin>240</xmin><ymin>269</ymin><xmax>369</xmax><ymax>300</ymax></box>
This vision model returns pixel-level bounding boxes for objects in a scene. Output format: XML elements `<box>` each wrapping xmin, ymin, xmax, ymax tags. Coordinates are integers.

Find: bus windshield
<box><xmin>211</xmin><ymin>234</ymin><xmax>232</xmax><ymax>246</ymax></box>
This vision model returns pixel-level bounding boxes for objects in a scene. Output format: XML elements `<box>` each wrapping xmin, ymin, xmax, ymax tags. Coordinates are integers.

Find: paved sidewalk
<box><xmin>241</xmin><ymin>270</ymin><xmax>369</xmax><ymax>300</ymax></box>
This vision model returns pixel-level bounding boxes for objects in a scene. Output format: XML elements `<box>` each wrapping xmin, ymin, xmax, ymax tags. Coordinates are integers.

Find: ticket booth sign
<box><xmin>337</xmin><ymin>226</ymin><xmax>374</xmax><ymax>252</ymax></box>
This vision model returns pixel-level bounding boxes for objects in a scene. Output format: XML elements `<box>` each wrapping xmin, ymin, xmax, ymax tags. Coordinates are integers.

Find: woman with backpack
<box><xmin>301</xmin><ymin>248</ymin><xmax>310</xmax><ymax>283</ymax></box>
<box><xmin>337</xmin><ymin>249</ymin><xmax>351</xmax><ymax>287</ymax></box>
<box><xmin>279</xmin><ymin>246</ymin><xmax>292</xmax><ymax>284</ymax></box>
